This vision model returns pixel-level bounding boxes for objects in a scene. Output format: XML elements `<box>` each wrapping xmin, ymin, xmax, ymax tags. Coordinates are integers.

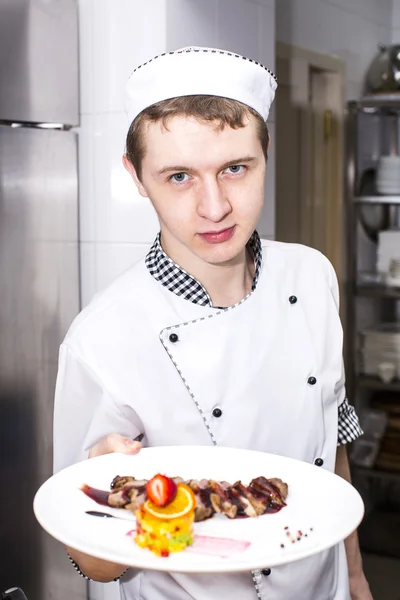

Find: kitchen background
<box><xmin>1</xmin><ymin>1</ymin><xmax>400</xmax><ymax>600</ymax></box>
<box><xmin>78</xmin><ymin>0</ymin><xmax>395</xmax><ymax>305</ymax></box>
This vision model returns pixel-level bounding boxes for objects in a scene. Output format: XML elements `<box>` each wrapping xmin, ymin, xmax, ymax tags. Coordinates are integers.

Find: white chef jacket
<box><xmin>54</xmin><ymin>239</ymin><xmax>351</xmax><ymax>600</ymax></box>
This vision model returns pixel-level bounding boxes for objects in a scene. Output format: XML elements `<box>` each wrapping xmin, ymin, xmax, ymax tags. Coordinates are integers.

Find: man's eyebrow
<box><xmin>156</xmin><ymin>156</ymin><xmax>257</xmax><ymax>176</ymax></box>
<box><xmin>157</xmin><ymin>164</ymin><xmax>190</xmax><ymax>175</ymax></box>
<box><xmin>219</xmin><ymin>156</ymin><xmax>257</xmax><ymax>170</ymax></box>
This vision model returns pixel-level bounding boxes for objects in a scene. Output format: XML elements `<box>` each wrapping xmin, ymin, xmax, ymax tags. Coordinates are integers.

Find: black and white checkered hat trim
<box><xmin>130</xmin><ymin>47</ymin><xmax>277</xmax><ymax>82</ymax></box>
<box><xmin>337</xmin><ymin>398</ymin><xmax>363</xmax><ymax>446</ymax></box>
<box><xmin>145</xmin><ymin>231</ymin><xmax>262</xmax><ymax>307</ymax></box>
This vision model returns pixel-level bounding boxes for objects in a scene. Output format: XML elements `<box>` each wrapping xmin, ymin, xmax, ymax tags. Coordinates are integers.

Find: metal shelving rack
<box><xmin>346</xmin><ymin>98</ymin><xmax>400</xmax><ymax>556</ymax></box>
<box><xmin>346</xmin><ymin>96</ymin><xmax>400</xmax><ymax>410</ymax></box>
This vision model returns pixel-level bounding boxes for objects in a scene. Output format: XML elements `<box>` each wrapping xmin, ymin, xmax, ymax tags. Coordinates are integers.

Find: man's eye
<box><xmin>170</xmin><ymin>172</ymin><xmax>189</xmax><ymax>183</ymax></box>
<box><xmin>225</xmin><ymin>165</ymin><xmax>245</xmax><ymax>175</ymax></box>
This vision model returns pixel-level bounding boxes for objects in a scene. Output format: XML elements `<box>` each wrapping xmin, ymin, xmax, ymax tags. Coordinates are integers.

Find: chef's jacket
<box><xmin>54</xmin><ymin>233</ymin><xmax>362</xmax><ymax>600</ymax></box>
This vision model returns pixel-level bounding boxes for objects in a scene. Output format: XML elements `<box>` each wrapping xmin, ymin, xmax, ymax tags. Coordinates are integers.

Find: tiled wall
<box><xmin>276</xmin><ymin>0</ymin><xmax>393</xmax><ymax>99</ymax></box>
<box><xmin>78</xmin><ymin>0</ymin><xmax>276</xmax><ymax>308</ymax></box>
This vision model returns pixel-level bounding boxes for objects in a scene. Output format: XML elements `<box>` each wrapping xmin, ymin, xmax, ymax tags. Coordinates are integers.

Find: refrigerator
<box><xmin>0</xmin><ymin>1</ymin><xmax>85</xmax><ymax>599</ymax></box>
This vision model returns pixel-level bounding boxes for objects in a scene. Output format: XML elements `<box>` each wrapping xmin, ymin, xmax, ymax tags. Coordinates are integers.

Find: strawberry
<box><xmin>146</xmin><ymin>474</ymin><xmax>177</xmax><ymax>507</ymax></box>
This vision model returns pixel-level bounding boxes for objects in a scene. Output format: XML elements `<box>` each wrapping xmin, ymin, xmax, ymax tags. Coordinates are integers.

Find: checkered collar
<box><xmin>145</xmin><ymin>231</ymin><xmax>262</xmax><ymax>307</ymax></box>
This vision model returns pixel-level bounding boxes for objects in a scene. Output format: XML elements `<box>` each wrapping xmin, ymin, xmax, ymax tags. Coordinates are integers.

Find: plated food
<box><xmin>33</xmin><ymin>447</ymin><xmax>365</xmax><ymax>573</ymax></box>
<box><xmin>82</xmin><ymin>472</ymin><xmax>289</xmax><ymax>556</ymax></box>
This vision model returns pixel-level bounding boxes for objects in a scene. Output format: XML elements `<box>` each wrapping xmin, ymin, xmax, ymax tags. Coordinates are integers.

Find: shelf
<box><xmin>356</xmin><ymin>283</ymin><xmax>400</xmax><ymax>298</ymax></box>
<box><xmin>350</xmin><ymin>94</ymin><xmax>400</xmax><ymax>109</ymax></box>
<box><xmin>352</xmin><ymin>465</ymin><xmax>400</xmax><ymax>483</ymax></box>
<box><xmin>357</xmin><ymin>375</ymin><xmax>400</xmax><ymax>392</ymax></box>
<box><xmin>353</xmin><ymin>195</ymin><xmax>400</xmax><ymax>204</ymax></box>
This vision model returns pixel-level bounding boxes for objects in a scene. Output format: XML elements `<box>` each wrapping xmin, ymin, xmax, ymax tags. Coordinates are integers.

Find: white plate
<box><xmin>33</xmin><ymin>446</ymin><xmax>364</xmax><ymax>574</ymax></box>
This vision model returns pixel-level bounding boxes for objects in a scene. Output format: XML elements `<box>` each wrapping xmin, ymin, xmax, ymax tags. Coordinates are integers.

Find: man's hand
<box><xmin>349</xmin><ymin>571</ymin><xmax>374</xmax><ymax>600</ymax></box>
<box><xmin>67</xmin><ymin>433</ymin><xmax>142</xmax><ymax>582</ymax></box>
<box><xmin>89</xmin><ymin>433</ymin><xmax>141</xmax><ymax>458</ymax></box>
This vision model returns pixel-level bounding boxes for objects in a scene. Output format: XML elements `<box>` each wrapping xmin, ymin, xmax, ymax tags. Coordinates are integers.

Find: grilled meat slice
<box><xmin>187</xmin><ymin>479</ymin><xmax>215</xmax><ymax>522</ymax></box>
<box><xmin>208</xmin><ymin>480</ymin><xmax>237</xmax><ymax>519</ymax></box>
<box><xmin>110</xmin><ymin>475</ymin><xmax>135</xmax><ymax>490</ymax></box>
<box><xmin>172</xmin><ymin>476</ymin><xmax>185</xmax><ymax>485</ymax></box>
<box><xmin>195</xmin><ymin>507</ymin><xmax>214</xmax><ymax>521</ymax></box>
<box><xmin>228</xmin><ymin>482</ymin><xmax>258</xmax><ymax>517</ymax></box>
<box><xmin>268</xmin><ymin>478</ymin><xmax>289</xmax><ymax>502</ymax></box>
<box><xmin>231</xmin><ymin>481</ymin><xmax>267</xmax><ymax>516</ymax></box>
<box><xmin>108</xmin><ymin>480</ymin><xmax>147</xmax><ymax>509</ymax></box>
<box><xmin>125</xmin><ymin>489</ymin><xmax>146</xmax><ymax>512</ymax></box>
<box><xmin>249</xmin><ymin>476</ymin><xmax>286</xmax><ymax>511</ymax></box>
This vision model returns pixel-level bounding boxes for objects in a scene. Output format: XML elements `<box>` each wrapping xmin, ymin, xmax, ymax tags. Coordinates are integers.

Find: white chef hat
<box><xmin>125</xmin><ymin>46</ymin><xmax>277</xmax><ymax>126</ymax></box>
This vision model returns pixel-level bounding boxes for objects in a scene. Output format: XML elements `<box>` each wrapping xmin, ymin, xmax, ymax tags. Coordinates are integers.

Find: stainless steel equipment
<box><xmin>0</xmin><ymin>2</ymin><xmax>85</xmax><ymax>599</ymax></box>
<box><xmin>365</xmin><ymin>44</ymin><xmax>400</xmax><ymax>95</ymax></box>
<box><xmin>1</xmin><ymin>589</ymin><xmax>28</xmax><ymax>600</ymax></box>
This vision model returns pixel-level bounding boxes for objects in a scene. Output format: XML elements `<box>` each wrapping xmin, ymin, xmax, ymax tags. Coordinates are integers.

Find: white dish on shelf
<box><xmin>377</xmin><ymin>156</ymin><xmax>400</xmax><ymax>194</ymax></box>
<box><xmin>376</xmin><ymin>186</ymin><xmax>400</xmax><ymax>195</ymax></box>
<box><xmin>377</xmin><ymin>362</ymin><xmax>397</xmax><ymax>383</ymax></box>
<box><xmin>386</xmin><ymin>274</ymin><xmax>400</xmax><ymax>288</ymax></box>
<box><xmin>360</xmin><ymin>324</ymin><xmax>400</xmax><ymax>378</ymax></box>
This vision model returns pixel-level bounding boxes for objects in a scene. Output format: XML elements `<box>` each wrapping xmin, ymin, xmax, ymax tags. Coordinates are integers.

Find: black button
<box><xmin>169</xmin><ymin>333</ymin><xmax>179</xmax><ymax>343</ymax></box>
<box><xmin>212</xmin><ymin>408</ymin><xmax>222</xmax><ymax>418</ymax></box>
<box><xmin>289</xmin><ymin>295</ymin><xmax>297</xmax><ymax>304</ymax></box>
<box><xmin>261</xmin><ymin>568</ymin><xmax>271</xmax><ymax>576</ymax></box>
<box><xmin>314</xmin><ymin>458</ymin><xmax>324</xmax><ymax>467</ymax></box>
<box><xmin>307</xmin><ymin>376</ymin><xmax>317</xmax><ymax>385</ymax></box>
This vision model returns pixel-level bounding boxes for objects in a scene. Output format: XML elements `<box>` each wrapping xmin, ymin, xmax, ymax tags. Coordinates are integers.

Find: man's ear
<box><xmin>122</xmin><ymin>154</ymin><xmax>148</xmax><ymax>198</ymax></box>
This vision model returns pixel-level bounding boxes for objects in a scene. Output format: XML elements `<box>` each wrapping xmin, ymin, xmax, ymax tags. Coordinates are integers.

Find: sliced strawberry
<box><xmin>146</xmin><ymin>474</ymin><xmax>177</xmax><ymax>507</ymax></box>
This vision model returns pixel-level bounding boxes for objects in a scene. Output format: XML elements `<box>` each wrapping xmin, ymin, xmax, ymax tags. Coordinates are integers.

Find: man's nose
<box><xmin>197</xmin><ymin>178</ymin><xmax>232</xmax><ymax>222</ymax></box>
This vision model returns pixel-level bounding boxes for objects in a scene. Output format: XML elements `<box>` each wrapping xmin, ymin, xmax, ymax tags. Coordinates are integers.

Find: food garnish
<box><xmin>144</xmin><ymin>483</ymin><xmax>195</xmax><ymax>519</ymax></box>
<box><xmin>146</xmin><ymin>474</ymin><xmax>177</xmax><ymax>507</ymax></box>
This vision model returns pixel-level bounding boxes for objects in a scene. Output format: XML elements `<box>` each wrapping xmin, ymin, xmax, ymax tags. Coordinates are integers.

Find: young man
<box><xmin>54</xmin><ymin>47</ymin><xmax>372</xmax><ymax>600</ymax></box>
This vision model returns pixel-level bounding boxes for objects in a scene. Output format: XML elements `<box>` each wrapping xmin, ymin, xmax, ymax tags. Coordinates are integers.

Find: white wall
<box><xmin>393</xmin><ymin>0</ymin><xmax>400</xmax><ymax>40</ymax></box>
<box><xmin>78</xmin><ymin>0</ymin><xmax>276</xmax><ymax>308</ymax></box>
<box><xmin>276</xmin><ymin>0</ymin><xmax>393</xmax><ymax>100</ymax></box>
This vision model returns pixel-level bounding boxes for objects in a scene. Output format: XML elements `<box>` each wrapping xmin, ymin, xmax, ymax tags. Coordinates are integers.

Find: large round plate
<box><xmin>33</xmin><ymin>446</ymin><xmax>364</xmax><ymax>573</ymax></box>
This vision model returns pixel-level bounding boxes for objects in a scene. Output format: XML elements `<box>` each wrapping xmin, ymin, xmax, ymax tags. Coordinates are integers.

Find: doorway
<box><xmin>275</xmin><ymin>42</ymin><xmax>345</xmax><ymax>288</ymax></box>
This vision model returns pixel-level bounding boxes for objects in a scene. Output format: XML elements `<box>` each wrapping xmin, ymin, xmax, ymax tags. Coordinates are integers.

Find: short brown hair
<box><xmin>125</xmin><ymin>96</ymin><xmax>269</xmax><ymax>179</ymax></box>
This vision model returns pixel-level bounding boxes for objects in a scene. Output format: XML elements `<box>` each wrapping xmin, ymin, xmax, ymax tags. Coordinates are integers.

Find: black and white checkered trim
<box><xmin>130</xmin><ymin>47</ymin><xmax>277</xmax><ymax>82</ymax></box>
<box><xmin>145</xmin><ymin>231</ymin><xmax>262</xmax><ymax>307</ymax></box>
<box><xmin>160</xmin><ymin>331</ymin><xmax>218</xmax><ymax>444</ymax></box>
<box><xmin>337</xmin><ymin>398</ymin><xmax>363</xmax><ymax>446</ymax></box>
<box><xmin>67</xmin><ymin>553</ymin><xmax>91</xmax><ymax>580</ymax></box>
<box><xmin>251</xmin><ymin>571</ymin><xmax>264</xmax><ymax>599</ymax></box>
<box><xmin>146</xmin><ymin>232</ymin><xmax>362</xmax><ymax>447</ymax></box>
<box><xmin>67</xmin><ymin>552</ymin><xmax>127</xmax><ymax>582</ymax></box>
<box><xmin>146</xmin><ymin>236</ymin><xmax>212</xmax><ymax>306</ymax></box>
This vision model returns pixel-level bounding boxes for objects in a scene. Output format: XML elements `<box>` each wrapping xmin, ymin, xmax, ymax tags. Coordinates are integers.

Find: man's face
<box><xmin>125</xmin><ymin>113</ymin><xmax>267</xmax><ymax>267</ymax></box>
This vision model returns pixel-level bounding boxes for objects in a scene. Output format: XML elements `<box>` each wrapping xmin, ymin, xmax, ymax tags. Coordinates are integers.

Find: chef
<box><xmin>53</xmin><ymin>46</ymin><xmax>372</xmax><ymax>600</ymax></box>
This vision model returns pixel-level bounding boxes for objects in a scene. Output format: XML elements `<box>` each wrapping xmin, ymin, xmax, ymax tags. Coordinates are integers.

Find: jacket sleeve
<box><xmin>323</xmin><ymin>254</ymin><xmax>363</xmax><ymax>443</ymax></box>
<box><xmin>53</xmin><ymin>343</ymin><xmax>143</xmax><ymax>473</ymax></box>
<box><xmin>322</xmin><ymin>254</ymin><xmax>347</xmax><ymax>408</ymax></box>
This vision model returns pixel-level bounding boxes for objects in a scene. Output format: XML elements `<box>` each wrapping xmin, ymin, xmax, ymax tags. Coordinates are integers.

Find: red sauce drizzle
<box><xmin>81</xmin><ymin>484</ymin><xmax>109</xmax><ymax>506</ymax></box>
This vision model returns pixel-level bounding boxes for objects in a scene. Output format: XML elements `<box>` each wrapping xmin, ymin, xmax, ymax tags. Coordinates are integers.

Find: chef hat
<box><xmin>125</xmin><ymin>46</ymin><xmax>277</xmax><ymax>125</ymax></box>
